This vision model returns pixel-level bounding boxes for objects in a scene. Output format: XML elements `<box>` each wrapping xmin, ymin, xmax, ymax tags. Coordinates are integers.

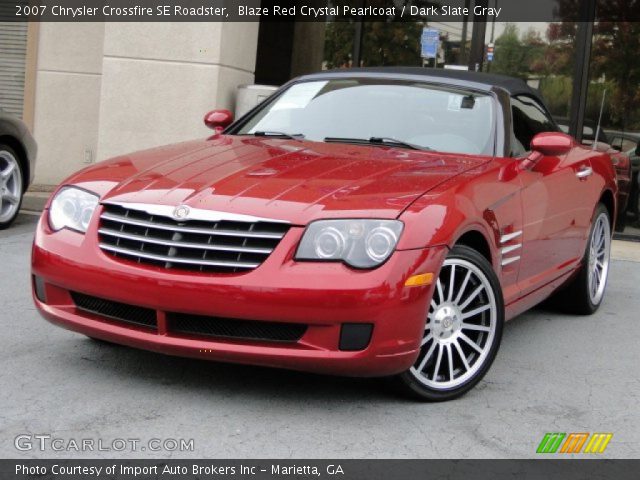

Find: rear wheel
<box><xmin>550</xmin><ymin>204</ymin><xmax>611</xmax><ymax>315</ymax></box>
<box><xmin>394</xmin><ymin>245</ymin><xmax>504</xmax><ymax>401</ymax></box>
<box><xmin>0</xmin><ymin>145</ymin><xmax>24</xmax><ymax>230</ymax></box>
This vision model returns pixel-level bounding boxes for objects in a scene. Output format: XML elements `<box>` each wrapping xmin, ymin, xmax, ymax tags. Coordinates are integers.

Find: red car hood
<box><xmin>71</xmin><ymin>136</ymin><xmax>490</xmax><ymax>225</ymax></box>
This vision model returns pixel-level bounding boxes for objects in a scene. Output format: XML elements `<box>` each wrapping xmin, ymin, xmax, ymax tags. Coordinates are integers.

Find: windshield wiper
<box><xmin>252</xmin><ymin>131</ymin><xmax>305</xmax><ymax>141</ymax></box>
<box><xmin>324</xmin><ymin>136</ymin><xmax>431</xmax><ymax>151</ymax></box>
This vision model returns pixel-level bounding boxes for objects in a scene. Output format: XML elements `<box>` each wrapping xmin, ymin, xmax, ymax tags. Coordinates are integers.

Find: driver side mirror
<box><xmin>530</xmin><ymin>132</ymin><xmax>574</xmax><ymax>156</ymax></box>
<box><xmin>204</xmin><ymin>109</ymin><xmax>234</xmax><ymax>132</ymax></box>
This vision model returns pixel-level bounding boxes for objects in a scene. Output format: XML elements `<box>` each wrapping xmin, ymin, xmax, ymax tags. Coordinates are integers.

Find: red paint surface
<box><xmin>32</xmin><ymin>133</ymin><xmax>617</xmax><ymax>376</ymax></box>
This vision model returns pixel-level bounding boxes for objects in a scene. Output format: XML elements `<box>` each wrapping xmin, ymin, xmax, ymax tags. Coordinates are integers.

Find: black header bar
<box><xmin>2</xmin><ymin>0</ymin><xmax>640</xmax><ymax>23</ymax></box>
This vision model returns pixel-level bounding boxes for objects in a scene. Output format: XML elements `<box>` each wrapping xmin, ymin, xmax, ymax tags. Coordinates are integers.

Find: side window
<box><xmin>610</xmin><ymin>136</ymin><xmax>623</xmax><ymax>151</ymax></box>
<box><xmin>621</xmin><ymin>138</ymin><xmax>637</xmax><ymax>153</ymax></box>
<box><xmin>609</xmin><ymin>136</ymin><xmax>635</xmax><ymax>152</ymax></box>
<box><xmin>510</xmin><ymin>95</ymin><xmax>558</xmax><ymax>156</ymax></box>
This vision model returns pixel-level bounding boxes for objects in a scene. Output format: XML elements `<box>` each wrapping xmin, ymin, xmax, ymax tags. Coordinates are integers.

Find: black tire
<box><xmin>0</xmin><ymin>144</ymin><xmax>25</xmax><ymax>230</ymax></box>
<box><xmin>549</xmin><ymin>204</ymin><xmax>612</xmax><ymax>315</ymax></box>
<box><xmin>615</xmin><ymin>208</ymin><xmax>627</xmax><ymax>233</ymax></box>
<box><xmin>391</xmin><ymin>245</ymin><xmax>504</xmax><ymax>402</ymax></box>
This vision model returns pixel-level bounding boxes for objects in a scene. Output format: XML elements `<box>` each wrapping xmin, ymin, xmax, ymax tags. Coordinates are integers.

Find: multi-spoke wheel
<box><xmin>587</xmin><ymin>212</ymin><xmax>610</xmax><ymax>306</ymax></box>
<box><xmin>0</xmin><ymin>145</ymin><xmax>24</xmax><ymax>229</ymax></box>
<box><xmin>395</xmin><ymin>245</ymin><xmax>504</xmax><ymax>401</ymax></box>
<box><xmin>551</xmin><ymin>204</ymin><xmax>612</xmax><ymax>315</ymax></box>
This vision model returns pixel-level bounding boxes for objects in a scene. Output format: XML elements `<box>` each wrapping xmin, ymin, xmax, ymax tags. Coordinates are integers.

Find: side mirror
<box><xmin>204</xmin><ymin>109</ymin><xmax>233</xmax><ymax>132</ymax></box>
<box><xmin>530</xmin><ymin>132</ymin><xmax>574</xmax><ymax>156</ymax></box>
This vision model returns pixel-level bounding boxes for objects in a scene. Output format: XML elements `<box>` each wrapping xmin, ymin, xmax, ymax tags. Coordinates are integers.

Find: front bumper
<box><xmin>32</xmin><ymin>213</ymin><xmax>447</xmax><ymax>377</ymax></box>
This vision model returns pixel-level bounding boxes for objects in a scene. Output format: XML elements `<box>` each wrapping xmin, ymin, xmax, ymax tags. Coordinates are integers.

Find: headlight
<box><xmin>49</xmin><ymin>187</ymin><xmax>99</xmax><ymax>233</ymax></box>
<box><xmin>296</xmin><ymin>219</ymin><xmax>403</xmax><ymax>268</ymax></box>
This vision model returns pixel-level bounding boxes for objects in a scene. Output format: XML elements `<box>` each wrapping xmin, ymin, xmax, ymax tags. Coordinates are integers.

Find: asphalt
<box><xmin>1</xmin><ymin>213</ymin><xmax>638</xmax><ymax>459</ymax></box>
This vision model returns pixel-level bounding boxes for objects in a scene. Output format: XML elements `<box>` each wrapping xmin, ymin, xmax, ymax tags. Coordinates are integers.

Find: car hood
<box><xmin>70</xmin><ymin>136</ymin><xmax>491</xmax><ymax>225</ymax></box>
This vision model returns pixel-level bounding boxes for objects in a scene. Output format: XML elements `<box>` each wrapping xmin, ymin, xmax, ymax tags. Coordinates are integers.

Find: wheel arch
<box><xmin>453</xmin><ymin>228</ymin><xmax>494</xmax><ymax>267</ymax></box>
<box><xmin>599</xmin><ymin>188</ymin><xmax>615</xmax><ymax>232</ymax></box>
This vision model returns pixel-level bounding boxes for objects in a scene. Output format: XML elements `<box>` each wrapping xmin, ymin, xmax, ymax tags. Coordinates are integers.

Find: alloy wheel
<box><xmin>587</xmin><ymin>212</ymin><xmax>611</xmax><ymax>306</ymax></box>
<box><xmin>0</xmin><ymin>150</ymin><xmax>22</xmax><ymax>224</ymax></box>
<box><xmin>409</xmin><ymin>258</ymin><xmax>498</xmax><ymax>390</ymax></box>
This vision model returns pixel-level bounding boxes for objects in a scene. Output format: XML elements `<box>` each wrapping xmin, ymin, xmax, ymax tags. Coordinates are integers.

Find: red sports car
<box><xmin>32</xmin><ymin>69</ymin><xmax>617</xmax><ymax>401</ymax></box>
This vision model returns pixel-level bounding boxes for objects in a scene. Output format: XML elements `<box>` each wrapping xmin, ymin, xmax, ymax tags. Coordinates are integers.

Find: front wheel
<box><xmin>393</xmin><ymin>245</ymin><xmax>504</xmax><ymax>401</ymax></box>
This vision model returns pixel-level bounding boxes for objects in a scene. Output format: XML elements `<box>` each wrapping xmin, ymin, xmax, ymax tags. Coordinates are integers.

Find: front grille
<box><xmin>168</xmin><ymin>312</ymin><xmax>307</xmax><ymax>343</ymax></box>
<box><xmin>98</xmin><ymin>204</ymin><xmax>290</xmax><ymax>273</ymax></box>
<box><xmin>71</xmin><ymin>292</ymin><xmax>157</xmax><ymax>330</ymax></box>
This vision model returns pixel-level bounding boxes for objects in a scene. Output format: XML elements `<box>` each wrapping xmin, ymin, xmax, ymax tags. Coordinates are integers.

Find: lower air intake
<box><xmin>71</xmin><ymin>292</ymin><xmax>157</xmax><ymax>330</ymax></box>
<box><xmin>168</xmin><ymin>312</ymin><xmax>307</xmax><ymax>343</ymax></box>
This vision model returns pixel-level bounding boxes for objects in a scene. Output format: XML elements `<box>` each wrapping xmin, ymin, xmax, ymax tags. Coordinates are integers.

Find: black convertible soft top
<box><xmin>302</xmin><ymin>67</ymin><xmax>546</xmax><ymax>105</ymax></box>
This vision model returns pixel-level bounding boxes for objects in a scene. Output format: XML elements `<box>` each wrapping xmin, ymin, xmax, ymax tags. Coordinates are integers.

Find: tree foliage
<box><xmin>492</xmin><ymin>19</ymin><xmax>640</xmax><ymax>129</ymax></box>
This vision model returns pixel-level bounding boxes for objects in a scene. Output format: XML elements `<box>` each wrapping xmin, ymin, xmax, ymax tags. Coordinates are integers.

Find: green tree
<box><xmin>324</xmin><ymin>22</ymin><xmax>356</xmax><ymax>69</ymax></box>
<box><xmin>491</xmin><ymin>24</ymin><xmax>528</xmax><ymax>78</ymax></box>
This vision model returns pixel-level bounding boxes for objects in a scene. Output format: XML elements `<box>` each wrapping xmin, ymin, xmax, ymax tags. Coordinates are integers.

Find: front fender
<box><xmin>397</xmin><ymin>159</ymin><xmax>524</xmax><ymax>274</ymax></box>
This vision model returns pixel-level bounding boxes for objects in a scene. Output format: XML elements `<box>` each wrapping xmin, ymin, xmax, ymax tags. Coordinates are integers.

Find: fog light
<box><xmin>33</xmin><ymin>275</ymin><xmax>47</xmax><ymax>303</ymax></box>
<box><xmin>339</xmin><ymin>323</ymin><xmax>373</xmax><ymax>351</ymax></box>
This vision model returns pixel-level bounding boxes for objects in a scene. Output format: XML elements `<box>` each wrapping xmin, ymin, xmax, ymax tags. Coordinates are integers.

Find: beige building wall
<box><xmin>31</xmin><ymin>22</ymin><xmax>259</xmax><ymax>185</ymax></box>
<box><xmin>32</xmin><ymin>22</ymin><xmax>104</xmax><ymax>185</ymax></box>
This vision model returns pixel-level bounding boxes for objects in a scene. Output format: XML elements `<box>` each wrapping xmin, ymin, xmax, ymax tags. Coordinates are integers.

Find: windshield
<box><xmin>235</xmin><ymin>78</ymin><xmax>495</xmax><ymax>155</ymax></box>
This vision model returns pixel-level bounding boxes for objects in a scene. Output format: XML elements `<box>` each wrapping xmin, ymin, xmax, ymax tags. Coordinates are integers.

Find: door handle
<box><xmin>576</xmin><ymin>165</ymin><xmax>593</xmax><ymax>179</ymax></box>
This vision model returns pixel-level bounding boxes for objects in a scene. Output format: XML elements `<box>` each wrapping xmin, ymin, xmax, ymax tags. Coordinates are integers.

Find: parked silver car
<box><xmin>0</xmin><ymin>108</ymin><xmax>37</xmax><ymax>229</ymax></box>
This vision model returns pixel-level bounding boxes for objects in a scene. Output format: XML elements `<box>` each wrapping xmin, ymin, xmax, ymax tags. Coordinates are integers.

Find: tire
<box><xmin>549</xmin><ymin>204</ymin><xmax>612</xmax><ymax>315</ymax></box>
<box><xmin>615</xmin><ymin>207</ymin><xmax>627</xmax><ymax>233</ymax></box>
<box><xmin>0</xmin><ymin>144</ymin><xmax>24</xmax><ymax>230</ymax></box>
<box><xmin>392</xmin><ymin>245</ymin><xmax>504</xmax><ymax>401</ymax></box>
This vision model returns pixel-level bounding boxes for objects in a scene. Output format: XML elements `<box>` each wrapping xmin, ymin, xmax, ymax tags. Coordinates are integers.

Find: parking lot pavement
<box><xmin>1</xmin><ymin>213</ymin><xmax>639</xmax><ymax>459</ymax></box>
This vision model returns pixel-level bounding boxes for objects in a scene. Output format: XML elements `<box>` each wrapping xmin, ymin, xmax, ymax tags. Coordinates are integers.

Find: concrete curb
<box><xmin>21</xmin><ymin>191</ymin><xmax>50</xmax><ymax>213</ymax></box>
<box><xmin>612</xmin><ymin>240</ymin><xmax>640</xmax><ymax>262</ymax></box>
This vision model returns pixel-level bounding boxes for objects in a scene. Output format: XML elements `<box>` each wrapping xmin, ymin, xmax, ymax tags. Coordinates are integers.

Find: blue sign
<box><xmin>421</xmin><ymin>27</ymin><xmax>439</xmax><ymax>59</ymax></box>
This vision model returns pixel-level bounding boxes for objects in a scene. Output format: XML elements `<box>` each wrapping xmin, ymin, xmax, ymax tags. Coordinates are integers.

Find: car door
<box><xmin>510</xmin><ymin>95</ymin><xmax>591</xmax><ymax>296</ymax></box>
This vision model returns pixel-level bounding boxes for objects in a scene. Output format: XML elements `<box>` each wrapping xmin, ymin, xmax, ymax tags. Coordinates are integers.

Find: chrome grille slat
<box><xmin>99</xmin><ymin>243</ymin><xmax>261</xmax><ymax>269</ymax></box>
<box><xmin>98</xmin><ymin>204</ymin><xmax>289</xmax><ymax>274</ymax></box>
<box><xmin>98</xmin><ymin>228</ymin><xmax>274</xmax><ymax>254</ymax></box>
<box><xmin>100</xmin><ymin>212</ymin><xmax>286</xmax><ymax>239</ymax></box>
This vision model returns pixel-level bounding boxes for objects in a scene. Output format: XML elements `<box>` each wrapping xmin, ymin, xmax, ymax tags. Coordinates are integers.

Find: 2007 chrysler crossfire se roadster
<box><xmin>32</xmin><ymin>68</ymin><xmax>618</xmax><ymax>401</ymax></box>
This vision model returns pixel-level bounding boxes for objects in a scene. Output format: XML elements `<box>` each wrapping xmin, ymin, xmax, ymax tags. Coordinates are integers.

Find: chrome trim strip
<box><xmin>501</xmin><ymin>256</ymin><xmax>521</xmax><ymax>267</ymax></box>
<box><xmin>102</xmin><ymin>201</ymin><xmax>290</xmax><ymax>225</ymax></box>
<box><xmin>98</xmin><ymin>228</ymin><xmax>273</xmax><ymax>255</ymax></box>
<box><xmin>501</xmin><ymin>244</ymin><xmax>522</xmax><ymax>255</ymax></box>
<box><xmin>99</xmin><ymin>243</ymin><xmax>260</xmax><ymax>269</ymax></box>
<box><xmin>500</xmin><ymin>230</ymin><xmax>523</xmax><ymax>244</ymax></box>
<box><xmin>100</xmin><ymin>212</ymin><xmax>286</xmax><ymax>240</ymax></box>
